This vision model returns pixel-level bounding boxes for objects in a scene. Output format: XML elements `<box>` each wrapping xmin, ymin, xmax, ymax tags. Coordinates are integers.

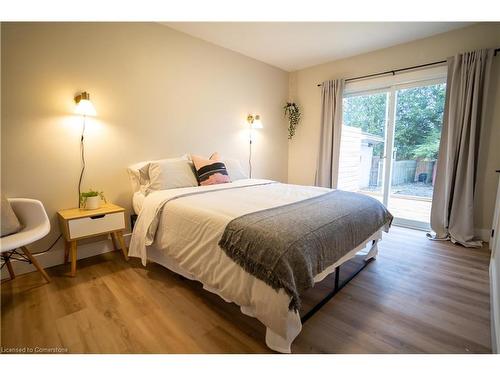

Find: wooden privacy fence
<box><xmin>369</xmin><ymin>159</ymin><xmax>435</xmax><ymax>187</ymax></box>
<box><xmin>393</xmin><ymin>160</ymin><xmax>417</xmax><ymax>185</ymax></box>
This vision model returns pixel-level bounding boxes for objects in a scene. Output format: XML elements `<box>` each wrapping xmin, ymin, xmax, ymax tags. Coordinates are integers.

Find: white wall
<box><xmin>288</xmin><ymin>23</ymin><xmax>500</xmax><ymax>235</ymax></box>
<box><xmin>1</xmin><ymin>22</ymin><xmax>289</xmax><ymax>277</ymax></box>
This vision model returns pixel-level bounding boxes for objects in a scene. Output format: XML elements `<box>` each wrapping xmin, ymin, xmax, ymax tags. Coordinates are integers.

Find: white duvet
<box><xmin>129</xmin><ymin>179</ymin><xmax>381</xmax><ymax>353</ymax></box>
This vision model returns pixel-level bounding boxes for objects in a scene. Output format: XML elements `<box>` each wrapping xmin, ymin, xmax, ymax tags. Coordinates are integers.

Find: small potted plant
<box><xmin>80</xmin><ymin>189</ymin><xmax>106</xmax><ymax>210</ymax></box>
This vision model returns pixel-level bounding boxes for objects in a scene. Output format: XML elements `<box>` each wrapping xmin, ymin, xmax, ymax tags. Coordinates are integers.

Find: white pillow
<box><xmin>127</xmin><ymin>161</ymin><xmax>151</xmax><ymax>192</ymax></box>
<box><xmin>127</xmin><ymin>155</ymin><xmax>189</xmax><ymax>193</ymax></box>
<box><xmin>146</xmin><ymin>158</ymin><xmax>198</xmax><ymax>192</ymax></box>
<box><xmin>224</xmin><ymin>158</ymin><xmax>248</xmax><ymax>181</ymax></box>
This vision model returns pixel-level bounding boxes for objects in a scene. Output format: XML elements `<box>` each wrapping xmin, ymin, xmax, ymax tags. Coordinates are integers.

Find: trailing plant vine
<box><xmin>283</xmin><ymin>102</ymin><xmax>301</xmax><ymax>140</ymax></box>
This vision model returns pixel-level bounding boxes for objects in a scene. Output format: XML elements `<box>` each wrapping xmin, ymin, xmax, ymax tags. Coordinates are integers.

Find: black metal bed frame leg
<box><xmin>334</xmin><ymin>265</ymin><xmax>340</xmax><ymax>291</ymax></box>
<box><xmin>300</xmin><ymin>240</ymin><xmax>376</xmax><ymax>324</ymax></box>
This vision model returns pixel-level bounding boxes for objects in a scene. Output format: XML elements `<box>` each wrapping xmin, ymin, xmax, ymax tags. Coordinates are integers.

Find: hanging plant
<box><xmin>283</xmin><ymin>102</ymin><xmax>301</xmax><ymax>140</ymax></box>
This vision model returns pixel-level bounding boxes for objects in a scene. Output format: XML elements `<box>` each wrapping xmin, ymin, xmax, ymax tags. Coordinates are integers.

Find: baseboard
<box><xmin>475</xmin><ymin>228</ymin><xmax>492</xmax><ymax>246</ymax></box>
<box><xmin>1</xmin><ymin>233</ymin><xmax>132</xmax><ymax>280</ymax></box>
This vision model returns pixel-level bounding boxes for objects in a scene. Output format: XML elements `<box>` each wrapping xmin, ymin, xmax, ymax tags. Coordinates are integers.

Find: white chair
<box><xmin>1</xmin><ymin>198</ymin><xmax>51</xmax><ymax>282</ymax></box>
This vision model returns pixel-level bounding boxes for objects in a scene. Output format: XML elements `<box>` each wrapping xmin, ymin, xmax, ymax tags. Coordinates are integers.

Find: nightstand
<box><xmin>57</xmin><ymin>203</ymin><xmax>128</xmax><ymax>276</ymax></box>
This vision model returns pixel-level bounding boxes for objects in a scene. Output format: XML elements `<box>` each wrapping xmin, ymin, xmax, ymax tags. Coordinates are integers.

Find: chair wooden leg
<box><xmin>2</xmin><ymin>254</ymin><xmax>16</xmax><ymax>280</ymax></box>
<box><xmin>20</xmin><ymin>246</ymin><xmax>50</xmax><ymax>283</ymax></box>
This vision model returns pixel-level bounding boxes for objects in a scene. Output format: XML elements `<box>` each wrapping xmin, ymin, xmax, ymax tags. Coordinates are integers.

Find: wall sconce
<box><xmin>74</xmin><ymin>91</ymin><xmax>97</xmax><ymax>206</ymax></box>
<box><xmin>247</xmin><ymin>114</ymin><xmax>263</xmax><ymax>129</ymax></box>
<box><xmin>246</xmin><ymin>114</ymin><xmax>263</xmax><ymax>178</ymax></box>
<box><xmin>74</xmin><ymin>91</ymin><xmax>97</xmax><ymax>117</ymax></box>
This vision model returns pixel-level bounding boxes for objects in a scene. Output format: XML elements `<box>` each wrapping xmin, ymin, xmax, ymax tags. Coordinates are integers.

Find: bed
<box><xmin>128</xmin><ymin>174</ymin><xmax>392</xmax><ymax>353</ymax></box>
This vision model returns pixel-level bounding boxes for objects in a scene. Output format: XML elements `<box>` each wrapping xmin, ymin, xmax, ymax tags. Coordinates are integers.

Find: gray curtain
<box><xmin>430</xmin><ymin>48</ymin><xmax>494</xmax><ymax>247</ymax></box>
<box><xmin>315</xmin><ymin>79</ymin><xmax>345</xmax><ymax>188</ymax></box>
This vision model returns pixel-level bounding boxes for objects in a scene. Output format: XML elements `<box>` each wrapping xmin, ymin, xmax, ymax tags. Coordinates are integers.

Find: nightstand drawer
<box><xmin>67</xmin><ymin>212</ymin><xmax>125</xmax><ymax>239</ymax></box>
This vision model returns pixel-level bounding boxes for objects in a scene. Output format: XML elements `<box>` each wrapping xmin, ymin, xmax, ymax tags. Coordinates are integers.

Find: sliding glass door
<box><xmin>388</xmin><ymin>81</ymin><xmax>446</xmax><ymax>228</ymax></box>
<box><xmin>338</xmin><ymin>78</ymin><xmax>446</xmax><ymax>230</ymax></box>
<box><xmin>338</xmin><ymin>91</ymin><xmax>388</xmax><ymax>200</ymax></box>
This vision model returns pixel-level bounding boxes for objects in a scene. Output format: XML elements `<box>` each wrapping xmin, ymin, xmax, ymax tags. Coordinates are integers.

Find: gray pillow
<box><xmin>1</xmin><ymin>194</ymin><xmax>22</xmax><ymax>237</ymax></box>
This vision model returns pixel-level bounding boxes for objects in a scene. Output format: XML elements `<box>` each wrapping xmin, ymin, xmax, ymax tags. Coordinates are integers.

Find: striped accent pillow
<box><xmin>191</xmin><ymin>152</ymin><xmax>231</xmax><ymax>186</ymax></box>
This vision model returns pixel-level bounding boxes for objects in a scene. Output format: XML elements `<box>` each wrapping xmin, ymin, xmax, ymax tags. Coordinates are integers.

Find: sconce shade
<box><xmin>74</xmin><ymin>92</ymin><xmax>97</xmax><ymax>116</ymax></box>
<box><xmin>252</xmin><ymin>115</ymin><xmax>263</xmax><ymax>129</ymax></box>
<box><xmin>247</xmin><ymin>114</ymin><xmax>263</xmax><ymax>129</ymax></box>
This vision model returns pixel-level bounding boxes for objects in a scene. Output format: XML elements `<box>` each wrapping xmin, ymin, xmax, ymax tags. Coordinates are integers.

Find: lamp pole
<box><xmin>249</xmin><ymin>128</ymin><xmax>253</xmax><ymax>178</ymax></box>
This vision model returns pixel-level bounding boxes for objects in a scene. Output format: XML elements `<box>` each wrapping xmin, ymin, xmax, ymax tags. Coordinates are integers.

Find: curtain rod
<box><xmin>316</xmin><ymin>48</ymin><xmax>500</xmax><ymax>87</ymax></box>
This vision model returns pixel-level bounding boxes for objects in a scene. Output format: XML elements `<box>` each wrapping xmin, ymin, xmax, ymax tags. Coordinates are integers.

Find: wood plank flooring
<box><xmin>0</xmin><ymin>227</ymin><xmax>492</xmax><ymax>353</ymax></box>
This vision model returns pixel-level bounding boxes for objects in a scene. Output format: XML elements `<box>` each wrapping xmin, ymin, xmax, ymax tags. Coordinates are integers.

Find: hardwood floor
<box><xmin>0</xmin><ymin>227</ymin><xmax>492</xmax><ymax>353</ymax></box>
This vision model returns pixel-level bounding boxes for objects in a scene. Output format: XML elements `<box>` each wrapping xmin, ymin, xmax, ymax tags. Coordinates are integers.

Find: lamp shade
<box><xmin>74</xmin><ymin>92</ymin><xmax>97</xmax><ymax>116</ymax></box>
<box><xmin>252</xmin><ymin>115</ymin><xmax>263</xmax><ymax>129</ymax></box>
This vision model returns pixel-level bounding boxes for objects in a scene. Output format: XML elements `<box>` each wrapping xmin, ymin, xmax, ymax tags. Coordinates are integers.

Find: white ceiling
<box><xmin>164</xmin><ymin>22</ymin><xmax>472</xmax><ymax>71</ymax></box>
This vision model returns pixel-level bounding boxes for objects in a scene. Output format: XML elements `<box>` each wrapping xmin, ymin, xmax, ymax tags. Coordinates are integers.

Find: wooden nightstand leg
<box><xmin>113</xmin><ymin>231</ymin><xmax>129</xmax><ymax>261</ymax></box>
<box><xmin>70</xmin><ymin>240</ymin><xmax>77</xmax><ymax>277</ymax></box>
<box><xmin>64</xmin><ymin>241</ymin><xmax>70</xmax><ymax>264</ymax></box>
<box><xmin>111</xmin><ymin>234</ymin><xmax>119</xmax><ymax>251</ymax></box>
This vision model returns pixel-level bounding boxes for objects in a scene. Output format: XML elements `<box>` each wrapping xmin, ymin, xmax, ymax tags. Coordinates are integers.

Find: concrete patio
<box><xmin>362</xmin><ymin>191</ymin><xmax>432</xmax><ymax>224</ymax></box>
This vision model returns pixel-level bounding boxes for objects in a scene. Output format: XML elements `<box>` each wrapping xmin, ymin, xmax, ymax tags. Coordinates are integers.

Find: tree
<box><xmin>343</xmin><ymin>92</ymin><xmax>387</xmax><ymax>138</ymax></box>
<box><xmin>342</xmin><ymin>83</ymin><xmax>446</xmax><ymax>160</ymax></box>
<box><xmin>412</xmin><ymin>128</ymin><xmax>441</xmax><ymax>160</ymax></box>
